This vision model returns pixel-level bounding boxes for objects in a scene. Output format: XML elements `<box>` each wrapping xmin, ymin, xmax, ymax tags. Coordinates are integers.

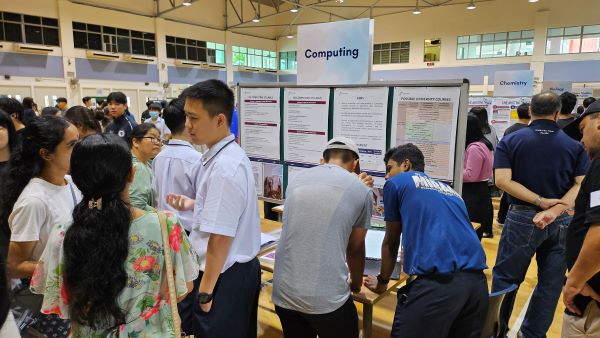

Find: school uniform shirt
<box><xmin>106</xmin><ymin>113</ymin><xmax>138</xmax><ymax>140</ymax></box>
<box><xmin>190</xmin><ymin>134</ymin><xmax>261</xmax><ymax>272</ymax></box>
<box><xmin>152</xmin><ymin>140</ymin><xmax>202</xmax><ymax>232</ymax></box>
<box><xmin>566</xmin><ymin>157</ymin><xmax>600</xmax><ymax>309</ymax></box>
<box><xmin>384</xmin><ymin>171</ymin><xmax>487</xmax><ymax>275</ymax></box>
<box><xmin>8</xmin><ymin>177</ymin><xmax>82</xmax><ymax>261</ymax></box>
<box><xmin>130</xmin><ymin>156</ymin><xmax>156</xmax><ymax>212</ymax></box>
<box><xmin>144</xmin><ymin>117</ymin><xmax>171</xmax><ymax>141</ymax></box>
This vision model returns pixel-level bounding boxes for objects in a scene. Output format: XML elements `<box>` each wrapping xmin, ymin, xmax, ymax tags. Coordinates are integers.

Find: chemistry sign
<box><xmin>297</xmin><ymin>18</ymin><xmax>374</xmax><ymax>85</ymax></box>
<box><xmin>493</xmin><ymin>70</ymin><xmax>534</xmax><ymax>97</ymax></box>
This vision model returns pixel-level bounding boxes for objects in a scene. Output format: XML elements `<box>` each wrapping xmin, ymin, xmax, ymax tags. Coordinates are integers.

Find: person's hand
<box><xmin>563</xmin><ymin>280</ymin><xmax>600</xmax><ymax>315</ymax></box>
<box><xmin>539</xmin><ymin>198</ymin><xmax>566</xmax><ymax>210</ymax></box>
<box><xmin>166</xmin><ymin>194</ymin><xmax>195</xmax><ymax>211</ymax></box>
<box><xmin>358</xmin><ymin>172</ymin><xmax>374</xmax><ymax>188</ymax></box>
<box><xmin>363</xmin><ymin>275</ymin><xmax>387</xmax><ymax>294</ymax></box>
<box><xmin>199</xmin><ymin>300</ymin><xmax>213</xmax><ymax>313</ymax></box>
<box><xmin>533</xmin><ymin>208</ymin><xmax>561</xmax><ymax>229</ymax></box>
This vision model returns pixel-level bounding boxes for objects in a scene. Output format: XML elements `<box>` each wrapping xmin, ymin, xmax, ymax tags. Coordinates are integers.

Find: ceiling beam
<box><xmin>228</xmin><ymin>0</ymin><xmax>243</xmax><ymax>23</ymax></box>
<box><xmin>158</xmin><ymin>0</ymin><xmax>201</xmax><ymax>16</ymax></box>
<box><xmin>280</xmin><ymin>0</ymin><xmax>350</xmax><ymax>20</ymax></box>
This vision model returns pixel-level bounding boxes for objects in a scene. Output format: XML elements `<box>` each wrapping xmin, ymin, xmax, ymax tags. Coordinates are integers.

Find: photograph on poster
<box><xmin>263</xmin><ymin>163</ymin><xmax>284</xmax><ymax>200</ymax></box>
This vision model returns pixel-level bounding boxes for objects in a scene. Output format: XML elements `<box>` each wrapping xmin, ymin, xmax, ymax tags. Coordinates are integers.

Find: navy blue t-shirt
<box><xmin>494</xmin><ymin>119</ymin><xmax>589</xmax><ymax>206</ymax></box>
<box><xmin>384</xmin><ymin>171</ymin><xmax>487</xmax><ymax>275</ymax></box>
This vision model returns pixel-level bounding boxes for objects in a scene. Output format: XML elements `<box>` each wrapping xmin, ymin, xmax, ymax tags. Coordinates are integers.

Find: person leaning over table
<box><xmin>558</xmin><ymin>100</ymin><xmax>600</xmax><ymax>337</ymax></box>
<box><xmin>364</xmin><ymin>143</ymin><xmax>488</xmax><ymax>338</ymax></box>
<box><xmin>272</xmin><ymin>136</ymin><xmax>373</xmax><ymax>338</ymax></box>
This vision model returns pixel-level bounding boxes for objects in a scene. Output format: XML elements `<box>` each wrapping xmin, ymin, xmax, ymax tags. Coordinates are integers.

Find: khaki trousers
<box><xmin>562</xmin><ymin>301</ymin><xmax>600</xmax><ymax>337</ymax></box>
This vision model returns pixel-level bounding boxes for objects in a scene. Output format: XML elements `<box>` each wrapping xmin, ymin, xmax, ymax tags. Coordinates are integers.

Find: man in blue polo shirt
<box><xmin>493</xmin><ymin>91</ymin><xmax>589</xmax><ymax>338</ymax></box>
<box><xmin>365</xmin><ymin>143</ymin><xmax>488</xmax><ymax>338</ymax></box>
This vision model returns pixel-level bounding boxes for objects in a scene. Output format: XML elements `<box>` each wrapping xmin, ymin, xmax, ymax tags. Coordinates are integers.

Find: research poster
<box><xmin>468</xmin><ymin>96</ymin><xmax>494</xmax><ymax>120</ymax></box>
<box><xmin>371</xmin><ymin>176</ymin><xmax>386</xmax><ymax>221</ymax></box>
<box><xmin>240</xmin><ymin>88</ymin><xmax>281</xmax><ymax>161</ymax></box>
<box><xmin>284</xmin><ymin>88</ymin><xmax>330</xmax><ymax>165</ymax></box>
<box><xmin>392</xmin><ymin>87</ymin><xmax>461</xmax><ymax>182</ymax></box>
<box><xmin>492</xmin><ymin>97</ymin><xmax>531</xmax><ymax>138</ymax></box>
<box><xmin>287</xmin><ymin>164</ymin><xmax>314</xmax><ymax>187</ymax></box>
<box><xmin>333</xmin><ymin>87</ymin><xmax>388</xmax><ymax>173</ymax></box>
<box><xmin>251</xmin><ymin>161</ymin><xmax>264</xmax><ymax>197</ymax></box>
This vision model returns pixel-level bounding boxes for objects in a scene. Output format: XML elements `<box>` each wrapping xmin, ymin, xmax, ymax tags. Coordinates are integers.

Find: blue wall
<box><xmin>371</xmin><ymin>63</ymin><xmax>531</xmax><ymax>85</ymax></box>
<box><xmin>75</xmin><ymin>58</ymin><xmax>159</xmax><ymax>82</ymax></box>
<box><xmin>278</xmin><ymin>74</ymin><xmax>297</xmax><ymax>83</ymax></box>
<box><xmin>0</xmin><ymin>52</ymin><xmax>63</xmax><ymax>78</ymax></box>
<box><xmin>544</xmin><ymin>60</ymin><xmax>600</xmax><ymax>82</ymax></box>
<box><xmin>167</xmin><ymin>66</ymin><xmax>227</xmax><ymax>84</ymax></box>
<box><xmin>233</xmin><ymin>71</ymin><xmax>277</xmax><ymax>83</ymax></box>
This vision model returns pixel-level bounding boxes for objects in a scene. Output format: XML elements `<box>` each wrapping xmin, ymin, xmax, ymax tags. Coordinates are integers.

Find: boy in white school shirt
<box><xmin>166</xmin><ymin>79</ymin><xmax>261</xmax><ymax>338</ymax></box>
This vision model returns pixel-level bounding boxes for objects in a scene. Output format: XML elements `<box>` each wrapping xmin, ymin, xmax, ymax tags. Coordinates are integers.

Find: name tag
<box><xmin>590</xmin><ymin>190</ymin><xmax>600</xmax><ymax>208</ymax></box>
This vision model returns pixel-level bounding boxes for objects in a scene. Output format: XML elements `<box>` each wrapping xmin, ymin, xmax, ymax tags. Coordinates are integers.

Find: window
<box><xmin>72</xmin><ymin>22</ymin><xmax>155</xmax><ymax>56</ymax></box>
<box><xmin>424</xmin><ymin>38</ymin><xmax>441</xmax><ymax>62</ymax></box>
<box><xmin>232</xmin><ymin>46</ymin><xmax>277</xmax><ymax>69</ymax></box>
<box><xmin>457</xmin><ymin>30</ymin><xmax>533</xmax><ymax>60</ymax></box>
<box><xmin>547</xmin><ymin>24</ymin><xmax>600</xmax><ymax>54</ymax></box>
<box><xmin>279</xmin><ymin>51</ymin><xmax>297</xmax><ymax>70</ymax></box>
<box><xmin>166</xmin><ymin>36</ymin><xmax>225</xmax><ymax>64</ymax></box>
<box><xmin>0</xmin><ymin>12</ymin><xmax>59</xmax><ymax>46</ymax></box>
<box><xmin>373</xmin><ymin>41</ymin><xmax>410</xmax><ymax>64</ymax></box>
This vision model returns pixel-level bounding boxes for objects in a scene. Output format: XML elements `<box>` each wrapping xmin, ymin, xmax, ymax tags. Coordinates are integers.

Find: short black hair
<box><xmin>559</xmin><ymin>92</ymin><xmax>577</xmax><ymax>115</ymax></box>
<box><xmin>130</xmin><ymin>123</ymin><xmax>159</xmax><ymax>147</ymax></box>
<box><xmin>56</xmin><ymin>97</ymin><xmax>67</xmax><ymax>104</ymax></box>
<box><xmin>323</xmin><ymin>143</ymin><xmax>358</xmax><ymax>164</ymax></box>
<box><xmin>577</xmin><ymin>105</ymin><xmax>585</xmax><ymax>115</ymax></box>
<box><xmin>0</xmin><ymin>96</ymin><xmax>24</xmax><ymax>122</ymax></box>
<box><xmin>145</xmin><ymin>101</ymin><xmax>153</xmax><ymax>108</ymax></box>
<box><xmin>82</xmin><ymin>96</ymin><xmax>91</xmax><ymax>104</ymax></box>
<box><xmin>516</xmin><ymin>103</ymin><xmax>531</xmax><ymax>119</ymax></box>
<box><xmin>64</xmin><ymin>106</ymin><xmax>101</xmax><ymax>134</ymax></box>
<box><xmin>384</xmin><ymin>143</ymin><xmax>425</xmax><ymax>172</ymax></box>
<box><xmin>22</xmin><ymin>97</ymin><xmax>34</xmax><ymax>109</ymax></box>
<box><xmin>0</xmin><ymin>109</ymin><xmax>18</xmax><ymax>154</ymax></box>
<box><xmin>530</xmin><ymin>92</ymin><xmax>561</xmax><ymax>117</ymax></box>
<box><xmin>41</xmin><ymin>107</ymin><xmax>60</xmax><ymax>116</ymax></box>
<box><xmin>163</xmin><ymin>98</ymin><xmax>186</xmax><ymax>134</ymax></box>
<box><xmin>583</xmin><ymin>97</ymin><xmax>596</xmax><ymax>108</ymax></box>
<box><xmin>181</xmin><ymin>79</ymin><xmax>234</xmax><ymax>126</ymax></box>
<box><xmin>107</xmin><ymin>92</ymin><xmax>128</xmax><ymax>105</ymax></box>
<box><xmin>149</xmin><ymin>103</ymin><xmax>162</xmax><ymax>111</ymax></box>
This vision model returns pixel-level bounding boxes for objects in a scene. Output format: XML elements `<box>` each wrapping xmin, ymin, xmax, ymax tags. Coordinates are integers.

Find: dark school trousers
<box><xmin>391</xmin><ymin>270</ymin><xmax>489</xmax><ymax>338</ymax></box>
<box><xmin>179</xmin><ymin>257</ymin><xmax>261</xmax><ymax>338</ymax></box>
<box><xmin>275</xmin><ymin>296</ymin><xmax>359</xmax><ymax>338</ymax></box>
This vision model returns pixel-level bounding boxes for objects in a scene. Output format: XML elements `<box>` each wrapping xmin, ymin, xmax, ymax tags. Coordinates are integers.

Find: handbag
<box><xmin>9</xmin><ymin>279</ymin><xmax>44</xmax><ymax>336</ymax></box>
<box><xmin>157</xmin><ymin>211</ymin><xmax>194</xmax><ymax>338</ymax></box>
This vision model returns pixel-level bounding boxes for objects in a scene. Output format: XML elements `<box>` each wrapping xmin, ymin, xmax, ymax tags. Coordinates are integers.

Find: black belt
<box><xmin>510</xmin><ymin>204</ymin><xmax>542</xmax><ymax>212</ymax></box>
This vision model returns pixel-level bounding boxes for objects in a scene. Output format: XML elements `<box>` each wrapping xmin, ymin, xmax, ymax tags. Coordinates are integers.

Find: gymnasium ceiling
<box><xmin>68</xmin><ymin>0</ymin><xmax>515</xmax><ymax>39</ymax></box>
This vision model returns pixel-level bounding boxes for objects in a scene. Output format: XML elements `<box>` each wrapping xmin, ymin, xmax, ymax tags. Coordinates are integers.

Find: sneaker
<box><xmin>482</xmin><ymin>232</ymin><xmax>494</xmax><ymax>239</ymax></box>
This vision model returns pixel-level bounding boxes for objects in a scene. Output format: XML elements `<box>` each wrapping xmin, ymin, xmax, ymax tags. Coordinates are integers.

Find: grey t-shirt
<box><xmin>272</xmin><ymin>164</ymin><xmax>372</xmax><ymax>314</ymax></box>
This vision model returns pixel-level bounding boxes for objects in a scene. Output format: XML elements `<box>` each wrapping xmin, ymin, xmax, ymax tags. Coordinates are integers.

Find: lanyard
<box><xmin>203</xmin><ymin>140</ymin><xmax>235</xmax><ymax>167</ymax></box>
<box><xmin>68</xmin><ymin>183</ymin><xmax>77</xmax><ymax>207</ymax></box>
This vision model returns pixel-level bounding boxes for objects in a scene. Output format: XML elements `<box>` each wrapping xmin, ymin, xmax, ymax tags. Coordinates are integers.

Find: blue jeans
<box><xmin>491</xmin><ymin>208</ymin><xmax>570</xmax><ymax>338</ymax></box>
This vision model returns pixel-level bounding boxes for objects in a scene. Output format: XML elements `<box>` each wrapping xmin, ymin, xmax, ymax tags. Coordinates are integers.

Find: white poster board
<box><xmin>297</xmin><ymin>19</ymin><xmax>374</xmax><ymax>85</ymax></box>
<box><xmin>542</xmin><ymin>81</ymin><xmax>572</xmax><ymax>95</ymax></box>
<box><xmin>391</xmin><ymin>87</ymin><xmax>461</xmax><ymax>182</ymax></box>
<box><xmin>333</xmin><ymin>87</ymin><xmax>388</xmax><ymax>173</ymax></box>
<box><xmin>240</xmin><ymin>88</ymin><xmax>280</xmax><ymax>161</ymax></box>
<box><xmin>283</xmin><ymin>88</ymin><xmax>330</xmax><ymax>165</ymax></box>
<box><xmin>492</xmin><ymin>97</ymin><xmax>531</xmax><ymax>138</ymax></box>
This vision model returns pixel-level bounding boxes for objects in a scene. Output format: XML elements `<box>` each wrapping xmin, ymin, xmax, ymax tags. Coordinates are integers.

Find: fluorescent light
<box><xmin>412</xmin><ymin>7</ymin><xmax>421</xmax><ymax>14</ymax></box>
<box><xmin>286</xmin><ymin>35</ymin><xmax>294</xmax><ymax>39</ymax></box>
<box><xmin>466</xmin><ymin>1</ymin><xmax>476</xmax><ymax>9</ymax></box>
<box><xmin>528</xmin><ymin>0</ymin><xmax>539</xmax><ymax>2</ymax></box>
<box><xmin>182</xmin><ymin>0</ymin><xmax>192</xmax><ymax>6</ymax></box>
<box><xmin>252</xmin><ymin>15</ymin><xmax>260</xmax><ymax>23</ymax></box>
<box><xmin>290</xmin><ymin>6</ymin><xmax>299</xmax><ymax>13</ymax></box>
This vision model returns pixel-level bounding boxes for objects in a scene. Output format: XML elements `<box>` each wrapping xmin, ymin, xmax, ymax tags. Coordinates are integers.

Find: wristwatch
<box><xmin>377</xmin><ymin>274</ymin><xmax>390</xmax><ymax>286</ymax></box>
<box><xmin>198</xmin><ymin>292</ymin><xmax>213</xmax><ymax>304</ymax></box>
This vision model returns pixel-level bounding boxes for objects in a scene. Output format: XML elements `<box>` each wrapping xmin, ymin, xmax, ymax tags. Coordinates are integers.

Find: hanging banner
<box><xmin>494</xmin><ymin>70</ymin><xmax>534</xmax><ymax>97</ymax></box>
<box><xmin>542</xmin><ymin>81</ymin><xmax>572</xmax><ymax>95</ymax></box>
<box><xmin>297</xmin><ymin>18</ymin><xmax>374</xmax><ymax>85</ymax></box>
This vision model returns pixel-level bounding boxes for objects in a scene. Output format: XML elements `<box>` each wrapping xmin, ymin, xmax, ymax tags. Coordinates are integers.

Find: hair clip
<box><xmin>88</xmin><ymin>198</ymin><xmax>103</xmax><ymax>210</ymax></box>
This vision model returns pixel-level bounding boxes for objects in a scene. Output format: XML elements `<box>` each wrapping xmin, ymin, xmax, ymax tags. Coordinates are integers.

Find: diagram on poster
<box><xmin>371</xmin><ymin>176</ymin><xmax>385</xmax><ymax>221</ymax></box>
<box><xmin>263</xmin><ymin>163</ymin><xmax>284</xmax><ymax>200</ymax></box>
<box><xmin>392</xmin><ymin>87</ymin><xmax>461</xmax><ymax>182</ymax></box>
<box><xmin>491</xmin><ymin>97</ymin><xmax>531</xmax><ymax>138</ymax></box>
<box><xmin>333</xmin><ymin>87</ymin><xmax>388</xmax><ymax>173</ymax></box>
<box><xmin>240</xmin><ymin>88</ymin><xmax>281</xmax><ymax>160</ymax></box>
<box><xmin>284</xmin><ymin>88</ymin><xmax>330</xmax><ymax>165</ymax></box>
<box><xmin>251</xmin><ymin>161</ymin><xmax>264</xmax><ymax>197</ymax></box>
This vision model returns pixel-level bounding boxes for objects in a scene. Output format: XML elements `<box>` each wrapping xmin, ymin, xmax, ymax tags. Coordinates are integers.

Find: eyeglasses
<box><xmin>141</xmin><ymin>136</ymin><xmax>161</xmax><ymax>144</ymax></box>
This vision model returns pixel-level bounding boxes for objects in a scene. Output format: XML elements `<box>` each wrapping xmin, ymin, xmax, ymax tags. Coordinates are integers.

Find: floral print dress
<box><xmin>30</xmin><ymin>211</ymin><xmax>200</xmax><ymax>338</ymax></box>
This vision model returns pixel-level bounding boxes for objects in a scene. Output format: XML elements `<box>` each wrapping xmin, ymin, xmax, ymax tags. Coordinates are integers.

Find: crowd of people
<box><xmin>0</xmin><ymin>81</ymin><xmax>599</xmax><ymax>338</ymax></box>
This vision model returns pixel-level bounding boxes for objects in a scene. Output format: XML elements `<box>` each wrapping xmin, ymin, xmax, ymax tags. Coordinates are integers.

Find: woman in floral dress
<box><xmin>31</xmin><ymin>133</ymin><xmax>199</xmax><ymax>337</ymax></box>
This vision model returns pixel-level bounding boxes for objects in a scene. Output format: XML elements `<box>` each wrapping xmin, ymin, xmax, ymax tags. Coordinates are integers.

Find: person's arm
<box><xmin>563</xmin><ymin>225</ymin><xmax>600</xmax><ymax>315</ymax></box>
<box><xmin>199</xmin><ymin>234</ymin><xmax>233</xmax><ymax>311</ymax></box>
<box><xmin>463</xmin><ymin>145</ymin><xmax>484</xmax><ymax>182</ymax></box>
<box><xmin>7</xmin><ymin>241</ymin><xmax>37</xmax><ymax>278</ymax></box>
<box><xmin>495</xmin><ymin>168</ymin><xmax>565</xmax><ymax>210</ymax></box>
<box><xmin>346</xmin><ymin>227</ymin><xmax>368</xmax><ymax>292</ymax></box>
<box><xmin>166</xmin><ymin>194</ymin><xmax>195</xmax><ymax>211</ymax></box>
<box><xmin>533</xmin><ymin>176</ymin><xmax>584</xmax><ymax>228</ymax></box>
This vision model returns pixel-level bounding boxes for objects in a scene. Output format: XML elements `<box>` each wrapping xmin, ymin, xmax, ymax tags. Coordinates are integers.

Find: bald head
<box><xmin>530</xmin><ymin>91</ymin><xmax>562</xmax><ymax>117</ymax></box>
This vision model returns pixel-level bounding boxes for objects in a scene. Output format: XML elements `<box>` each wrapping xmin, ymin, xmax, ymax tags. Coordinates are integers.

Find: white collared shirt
<box><xmin>152</xmin><ymin>139</ymin><xmax>203</xmax><ymax>231</ymax></box>
<box><xmin>190</xmin><ymin>134</ymin><xmax>261</xmax><ymax>272</ymax></box>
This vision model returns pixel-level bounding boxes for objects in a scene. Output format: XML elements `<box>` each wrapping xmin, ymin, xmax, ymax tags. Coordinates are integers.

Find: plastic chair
<box><xmin>480</xmin><ymin>284</ymin><xmax>518</xmax><ymax>338</ymax></box>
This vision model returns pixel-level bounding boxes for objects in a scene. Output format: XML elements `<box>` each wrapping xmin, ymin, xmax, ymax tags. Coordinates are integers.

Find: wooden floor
<box><xmin>256</xmin><ymin>199</ymin><xmax>565</xmax><ymax>338</ymax></box>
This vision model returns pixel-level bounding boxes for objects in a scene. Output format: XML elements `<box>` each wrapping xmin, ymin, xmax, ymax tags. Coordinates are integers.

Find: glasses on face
<box><xmin>141</xmin><ymin>136</ymin><xmax>161</xmax><ymax>144</ymax></box>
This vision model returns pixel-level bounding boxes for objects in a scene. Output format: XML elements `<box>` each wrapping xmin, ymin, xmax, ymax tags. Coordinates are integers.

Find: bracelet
<box><xmin>534</xmin><ymin>195</ymin><xmax>542</xmax><ymax>207</ymax></box>
<box><xmin>377</xmin><ymin>274</ymin><xmax>390</xmax><ymax>286</ymax></box>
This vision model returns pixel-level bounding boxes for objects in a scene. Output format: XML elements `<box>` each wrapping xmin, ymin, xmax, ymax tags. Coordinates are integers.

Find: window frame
<box><xmin>0</xmin><ymin>11</ymin><xmax>60</xmax><ymax>46</ymax></box>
